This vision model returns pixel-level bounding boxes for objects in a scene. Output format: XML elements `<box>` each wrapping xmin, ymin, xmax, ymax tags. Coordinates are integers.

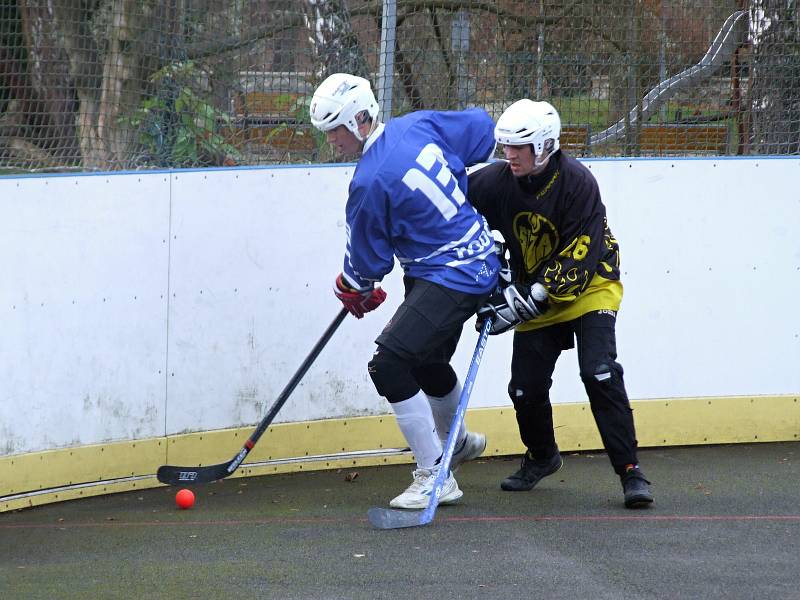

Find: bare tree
<box><xmin>304</xmin><ymin>0</ymin><xmax>371</xmax><ymax>78</ymax></box>
<box><xmin>1</xmin><ymin>2</ymin><xmax>79</xmax><ymax>169</ymax></box>
<box><xmin>48</xmin><ymin>1</ymin><xmax>168</xmax><ymax>169</ymax></box>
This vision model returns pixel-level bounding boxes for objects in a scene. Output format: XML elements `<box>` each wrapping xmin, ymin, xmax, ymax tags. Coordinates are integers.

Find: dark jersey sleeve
<box><xmin>539</xmin><ymin>166</ymin><xmax>607</xmax><ymax>303</ymax></box>
<box><xmin>466</xmin><ymin>161</ymin><xmax>504</xmax><ymax>229</ymax></box>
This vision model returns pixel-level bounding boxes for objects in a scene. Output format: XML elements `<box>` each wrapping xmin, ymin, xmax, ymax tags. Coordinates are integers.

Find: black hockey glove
<box><xmin>476</xmin><ymin>283</ymin><xmax>549</xmax><ymax>335</ymax></box>
<box><xmin>494</xmin><ymin>240</ymin><xmax>513</xmax><ymax>288</ymax></box>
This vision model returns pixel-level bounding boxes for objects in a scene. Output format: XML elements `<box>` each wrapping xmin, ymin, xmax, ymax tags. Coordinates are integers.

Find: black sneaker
<box><xmin>621</xmin><ymin>466</ymin><xmax>654</xmax><ymax>508</ymax></box>
<box><xmin>500</xmin><ymin>451</ymin><xmax>563</xmax><ymax>491</ymax></box>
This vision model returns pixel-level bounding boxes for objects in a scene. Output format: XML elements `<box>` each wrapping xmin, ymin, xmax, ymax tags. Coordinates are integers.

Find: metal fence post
<box><xmin>377</xmin><ymin>0</ymin><xmax>397</xmax><ymax>122</ymax></box>
<box><xmin>452</xmin><ymin>9</ymin><xmax>470</xmax><ymax>109</ymax></box>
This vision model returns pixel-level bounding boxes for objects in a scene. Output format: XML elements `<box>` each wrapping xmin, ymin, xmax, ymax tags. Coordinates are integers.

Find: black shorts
<box><xmin>376</xmin><ymin>277</ymin><xmax>489</xmax><ymax>365</ymax></box>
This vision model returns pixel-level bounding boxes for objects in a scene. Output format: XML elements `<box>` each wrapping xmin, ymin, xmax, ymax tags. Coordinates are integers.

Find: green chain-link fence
<box><xmin>1</xmin><ymin>0</ymin><xmax>797</xmax><ymax>173</ymax></box>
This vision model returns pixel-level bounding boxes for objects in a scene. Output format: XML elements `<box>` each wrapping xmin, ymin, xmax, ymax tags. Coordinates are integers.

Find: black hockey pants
<box><xmin>508</xmin><ymin>310</ymin><xmax>639</xmax><ymax>475</ymax></box>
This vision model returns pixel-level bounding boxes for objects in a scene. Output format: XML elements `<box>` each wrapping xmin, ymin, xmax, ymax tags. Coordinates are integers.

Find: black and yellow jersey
<box><xmin>467</xmin><ymin>151</ymin><xmax>622</xmax><ymax>330</ymax></box>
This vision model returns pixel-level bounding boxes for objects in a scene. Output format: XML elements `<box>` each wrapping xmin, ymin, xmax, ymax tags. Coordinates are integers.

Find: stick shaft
<box><xmin>157</xmin><ymin>307</ymin><xmax>348</xmax><ymax>485</ymax></box>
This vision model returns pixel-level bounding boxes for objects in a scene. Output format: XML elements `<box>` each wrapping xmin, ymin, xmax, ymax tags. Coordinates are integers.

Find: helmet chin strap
<box><xmin>354</xmin><ymin>110</ymin><xmax>380</xmax><ymax>142</ymax></box>
<box><xmin>535</xmin><ymin>136</ymin><xmax>559</xmax><ymax>167</ymax></box>
<box><xmin>367</xmin><ymin>118</ymin><xmax>381</xmax><ymax>136</ymax></box>
<box><xmin>532</xmin><ymin>147</ymin><xmax>552</xmax><ymax>171</ymax></box>
<box><xmin>357</xmin><ymin>117</ymin><xmax>380</xmax><ymax>142</ymax></box>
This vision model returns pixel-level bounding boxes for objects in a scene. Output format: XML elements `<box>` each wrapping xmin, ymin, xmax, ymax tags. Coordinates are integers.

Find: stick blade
<box><xmin>156</xmin><ymin>463</ymin><xmax>230</xmax><ymax>486</ymax></box>
<box><xmin>367</xmin><ymin>507</ymin><xmax>433</xmax><ymax>530</ymax></box>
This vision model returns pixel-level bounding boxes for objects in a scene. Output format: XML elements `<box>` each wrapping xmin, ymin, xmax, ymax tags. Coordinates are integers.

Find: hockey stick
<box><xmin>157</xmin><ymin>307</ymin><xmax>349</xmax><ymax>486</ymax></box>
<box><xmin>367</xmin><ymin>318</ymin><xmax>492</xmax><ymax>529</ymax></box>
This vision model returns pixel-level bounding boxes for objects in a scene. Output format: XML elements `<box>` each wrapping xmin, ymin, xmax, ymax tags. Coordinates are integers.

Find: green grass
<box><xmin>553</xmin><ymin>95</ymin><xmax>731</xmax><ymax>131</ymax></box>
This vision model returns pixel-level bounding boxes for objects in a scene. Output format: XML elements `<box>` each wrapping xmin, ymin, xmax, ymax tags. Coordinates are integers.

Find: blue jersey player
<box><xmin>310</xmin><ymin>73</ymin><xmax>499</xmax><ymax>509</ymax></box>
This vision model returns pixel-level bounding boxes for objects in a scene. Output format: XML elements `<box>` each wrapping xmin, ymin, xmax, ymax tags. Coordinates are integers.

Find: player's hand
<box><xmin>505</xmin><ymin>282</ymin><xmax>549</xmax><ymax>321</ymax></box>
<box><xmin>494</xmin><ymin>240</ymin><xmax>513</xmax><ymax>288</ymax></box>
<box><xmin>475</xmin><ymin>290</ymin><xmax>520</xmax><ymax>335</ymax></box>
<box><xmin>334</xmin><ymin>273</ymin><xmax>387</xmax><ymax>319</ymax></box>
<box><xmin>475</xmin><ymin>283</ymin><xmax>548</xmax><ymax>334</ymax></box>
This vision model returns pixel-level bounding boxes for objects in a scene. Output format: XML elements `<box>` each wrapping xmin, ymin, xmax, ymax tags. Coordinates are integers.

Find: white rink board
<box><xmin>1</xmin><ymin>158</ymin><xmax>798</xmax><ymax>455</ymax></box>
<box><xmin>0</xmin><ymin>173</ymin><xmax>171</xmax><ymax>453</ymax></box>
<box><xmin>589</xmin><ymin>158</ymin><xmax>799</xmax><ymax>399</ymax></box>
<box><xmin>164</xmin><ymin>166</ymin><xmax>390</xmax><ymax>432</ymax></box>
<box><xmin>458</xmin><ymin>158</ymin><xmax>800</xmax><ymax>412</ymax></box>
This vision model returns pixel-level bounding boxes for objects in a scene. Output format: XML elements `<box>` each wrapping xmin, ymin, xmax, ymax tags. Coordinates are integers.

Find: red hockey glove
<box><xmin>334</xmin><ymin>273</ymin><xmax>387</xmax><ymax>319</ymax></box>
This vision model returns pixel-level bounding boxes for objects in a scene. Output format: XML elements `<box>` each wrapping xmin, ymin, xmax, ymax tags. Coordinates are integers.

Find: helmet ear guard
<box><xmin>494</xmin><ymin>99</ymin><xmax>561</xmax><ymax>162</ymax></box>
<box><xmin>310</xmin><ymin>73</ymin><xmax>379</xmax><ymax>141</ymax></box>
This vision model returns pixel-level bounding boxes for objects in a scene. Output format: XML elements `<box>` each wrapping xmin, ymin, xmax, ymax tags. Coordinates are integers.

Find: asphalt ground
<box><xmin>1</xmin><ymin>442</ymin><xmax>799</xmax><ymax>600</ymax></box>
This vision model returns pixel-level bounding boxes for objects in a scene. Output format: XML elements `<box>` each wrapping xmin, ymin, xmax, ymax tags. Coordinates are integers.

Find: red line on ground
<box><xmin>3</xmin><ymin>514</ymin><xmax>800</xmax><ymax>529</ymax></box>
<box><xmin>445</xmin><ymin>515</ymin><xmax>800</xmax><ymax>522</ymax></box>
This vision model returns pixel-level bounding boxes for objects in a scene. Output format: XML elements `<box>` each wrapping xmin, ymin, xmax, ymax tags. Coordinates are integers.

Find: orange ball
<box><xmin>175</xmin><ymin>488</ymin><xmax>195</xmax><ymax>510</ymax></box>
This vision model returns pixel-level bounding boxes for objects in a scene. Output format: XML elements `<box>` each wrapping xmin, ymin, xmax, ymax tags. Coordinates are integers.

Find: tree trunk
<box><xmin>1</xmin><ymin>1</ymin><xmax>85</xmax><ymax>170</ymax></box>
<box><xmin>49</xmin><ymin>0</ymin><xmax>164</xmax><ymax>170</ymax></box>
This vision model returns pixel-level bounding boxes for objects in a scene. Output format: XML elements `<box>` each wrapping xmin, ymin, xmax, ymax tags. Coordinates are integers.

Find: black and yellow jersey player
<box><xmin>469</xmin><ymin>137</ymin><xmax>622</xmax><ymax>331</ymax></box>
<box><xmin>467</xmin><ymin>99</ymin><xmax>654</xmax><ymax>510</ymax></box>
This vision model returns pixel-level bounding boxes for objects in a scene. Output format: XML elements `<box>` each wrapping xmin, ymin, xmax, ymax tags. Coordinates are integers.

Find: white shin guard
<box><xmin>391</xmin><ymin>391</ymin><xmax>443</xmax><ymax>470</ymax></box>
<box><xmin>426</xmin><ymin>381</ymin><xmax>466</xmax><ymax>448</ymax></box>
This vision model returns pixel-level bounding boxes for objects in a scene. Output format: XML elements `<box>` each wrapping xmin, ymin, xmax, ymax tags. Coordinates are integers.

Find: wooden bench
<box><xmin>582</xmin><ymin>123</ymin><xmax>731</xmax><ymax>157</ymax></box>
<box><xmin>560</xmin><ymin>124</ymin><xmax>592</xmax><ymax>157</ymax></box>
<box><xmin>220</xmin><ymin>124</ymin><xmax>317</xmax><ymax>152</ymax></box>
<box><xmin>223</xmin><ymin>91</ymin><xmax>318</xmax><ymax>158</ymax></box>
<box><xmin>231</xmin><ymin>91</ymin><xmax>303</xmax><ymax>119</ymax></box>
<box><xmin>636</xmin><ymin>124</ymin><xmax>730</xmax><ymax>155</ymax></box>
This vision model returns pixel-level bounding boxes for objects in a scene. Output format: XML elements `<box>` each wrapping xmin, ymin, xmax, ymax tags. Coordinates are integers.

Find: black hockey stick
<box><xmin>367</xmin><ymin>318</ymin><xmax>492</xmax><ymax>529</ymax></box>
<box><xmin>157</xmin><ymin>307</ymin><xmax>348</xmax><ymax>486</ymax></box>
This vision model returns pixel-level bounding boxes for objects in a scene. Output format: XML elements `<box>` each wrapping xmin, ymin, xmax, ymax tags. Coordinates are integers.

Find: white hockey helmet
<box><xmin>495</xmin><ymin>99</ymin><xmax>561</xmax><ymax>159</ymax></box>
<box><xmin>310</xmin><ymin>73</ymin><xmax>378</xmax><ymax>141</ymax></box>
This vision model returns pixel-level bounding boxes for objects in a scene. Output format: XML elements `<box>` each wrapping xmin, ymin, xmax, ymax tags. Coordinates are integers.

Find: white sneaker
<box><xmin>389</xmin><ymin>467</ymin><xmax>463</xmax><ymax>509</ymax></box>
<box><xmin>451</xmin><ymin>431</ymin><xmax>487</xmax><ymax>470</ymax></box>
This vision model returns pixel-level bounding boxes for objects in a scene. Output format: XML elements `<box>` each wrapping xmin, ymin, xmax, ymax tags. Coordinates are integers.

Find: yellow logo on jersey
<box><xmin>512</xmin><ymin>212</ymin><xmax>560</xmax><ymax>275</ymax></box>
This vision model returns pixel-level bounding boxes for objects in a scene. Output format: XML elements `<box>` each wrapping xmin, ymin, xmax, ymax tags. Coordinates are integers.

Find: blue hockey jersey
<box><xmin>342</xmin><ymin>108</ymin><xmax>500</xmax><ymax>295</ymax></box>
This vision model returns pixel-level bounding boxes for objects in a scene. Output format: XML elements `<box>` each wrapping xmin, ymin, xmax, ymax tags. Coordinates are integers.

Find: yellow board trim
<box><xmin>2</xmin><ymin>395</ymin><xmax>798</xmax><ymax>512</ymax></box>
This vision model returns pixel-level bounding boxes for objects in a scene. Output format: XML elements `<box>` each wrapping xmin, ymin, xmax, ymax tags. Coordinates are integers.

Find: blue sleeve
<box><xmin>341</xmin><ymin>179</ymin><xmax>394</xmax><ymax>289</ymax></box>
<box><xmin>426</xmin><ymin>108</ymin><xmax>496</xmax><ymax>167</ymax></box>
